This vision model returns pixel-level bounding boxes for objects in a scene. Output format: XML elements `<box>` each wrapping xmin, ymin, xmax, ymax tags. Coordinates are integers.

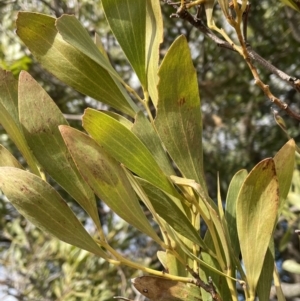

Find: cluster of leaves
<box><xmin>0</xmin><ymin>0</ymin><xmax>300</xmax><ymax>300</ymax></box>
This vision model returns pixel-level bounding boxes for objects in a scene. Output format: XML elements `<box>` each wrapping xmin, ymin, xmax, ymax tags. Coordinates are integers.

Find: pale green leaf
<box><xmin>156</xmin><ymin>251</ymin><xmax>187</xmax><ymax>277</ymax></box>
<box><xmin>18</xmin><ymin>71</ymin><xmax>101</xmax><ymax>231</ymax></box>
<box><xmin>200</xmin><ymin>232</ymin><xmax>233</xmax><ymax>301</ymax></box>
<box><xmin>59</xmin><ymin>125</ymin><xmax>162</xmax><ymax>245</ymax></box>
<box><xmin>0</xmin><ymin>145</ymin><xmax>23</xmax><ymax>168</ymax></box>
<box><xmin>146</xmin><ymin>0</ymin><xmax>163</xmax><ymax>106</ymax></box>
<box><xmin>282</xmin><ymin>259</ymin><xmax>300</xmax><ymax>274</ymax></box>
<box><xmin>94</xmin><ymin>33</ymin><xmax>109</xmax><ymax>61</ymax></box>
<box><xmin>103</xmin><ymin>111</ymin><xmax>133</xmax><ymax>129</ymax></box>
<box><xmin>0</xmin><ymin>69</ymin><xmax>40</xmax><ymax>176</ymax></box>
<box><xmin>274</xmin><ymin>265</ymin><xmax>287</xmax><ymax>301</ymax></box>
<box><xmin>82</xmin><ymin>108</ymin><xmax>178</xmax><ymax>196</ymax></box>
<box><xmin>55</xmin><ymin>15</ymin><xmax>123</xmax><ymax>83</ymax></box>
<box><xmin>236</xmin><ymin>158</ymin><xmax>279</xmax><ymax>296</ymax></box>
<box><xmin>16</xmin><ymin>12</ymin><xmax>137</xmax><ymax>117</ymax></box>
<box><xmin>137</xmin><ymin>178</ymin><xmax>206</xmax><ymax>248</ymax></box>
<box><xmin>280</xmin><ymin>0</ymin><xmax>300</xmax><ymax>12</ymax></box>
<box><xmin>132</xmin><ymin>111</ymin><xmax>174</xmax><ymax>176</ymax></box>
<box><xmin>155</xmin><ymin>35</ymin><xmax>206</xmax><ymax>190</ymax></box>
<box><xmin>273</xmin><ymin>139</ymin><xmax>295</xmax><ymax>215</ymax></box>
<box><xmin>102</xmin><ymin>0</ymin><xmax>146</xmax><ymax>88</ymax></box>
<box><xmin>163</xmin><ymin>221</ymin><xmax>234</xmax><ymax>281</ymax></box>
<box><xmin>225</xmin><ymin>169</ymin><xmax>248</xmax><ymax>257</ymax></box>
<box><xmin>102</xmin><ymin>0</ymin><xmax>163</xmax><ymax>103</ymax></box>
<box><xmin>0</xmin><ymin>167</ymin><xmax>109</xmax><ymax>259</ymax></box>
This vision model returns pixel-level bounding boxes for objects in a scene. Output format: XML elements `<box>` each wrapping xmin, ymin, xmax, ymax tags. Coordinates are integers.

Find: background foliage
<box><xmin>0</xmin><ymin>0</ymin><xmax>299</xmax><ymax>300</ymax></box>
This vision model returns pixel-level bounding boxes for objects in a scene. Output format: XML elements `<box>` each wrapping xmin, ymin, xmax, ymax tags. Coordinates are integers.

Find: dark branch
<box><xmin>161</xmin><ymin>0</ymin><xmax>300</xmax><ymax>121</ymax></box>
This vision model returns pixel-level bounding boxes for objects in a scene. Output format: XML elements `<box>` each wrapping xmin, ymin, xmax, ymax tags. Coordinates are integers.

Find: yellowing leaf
<box><xmin>18</xmin><ymin>71</ymin><xmax>101</xmax><ymax>232</ymax></box>
<box><xmin>0</xmin><ymin>145</ymin><xmax>23</xmax><ymax>169</ymax></box>
<box><xmin>236</xmin><ymin>158</ymin><xmax>279</xmax><ymax>296</ymax></box>
<box><xmin>273</xmin><ymin>139</ymin><xmax>295</xmax><ymax>215</ymax></box>
<box><xmin>59</xmin><ymin>125</ymin><xmax>163</xmax><ymax>245</ymax></box>
<box><xmin>155</xmin><ymin>36</ymin><xmax>206</xmax><ymax>190</ymax></box>
<box><xmin>16</xmin><ymin>12</ymin><xmax>137</xmax><ymax>117</ymax></box>
<box><xmin>0</xmin><ymin>167</ymin><xmax>109</xmax><ymax>259</ymax></box>
<box><xmin>83</xmin><ymin>108</ymin><xmax>178</xmax><ymax>197</ymax></box>
<box><xmin>0</xmin><ymin>69</ymin><xmax>40</xmax><ymax>176</ymax></box>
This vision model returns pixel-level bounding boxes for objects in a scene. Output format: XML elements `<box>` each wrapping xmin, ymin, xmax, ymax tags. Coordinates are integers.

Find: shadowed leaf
<box><xmin>0</xmin><ymin>69</ymin><xmax>40</xmax><ymax>175</ymax></box>
<box><xmin>18</xmin><ymin>71</ymin><xmax>101</xmax><ymax>231</ymax></box>
<box><xmin>137</xmin><ymin>178</ymin><xmax>206</xmax><ymax>248</ymax></box>
<box><xmin>59</xmin><ymin>125</ymin><xmax>163</xmax><ymax>245</ymax></box>
<box><xmin>16</xmin><ymin>12</ymin><xmax>137</xmax><ymax>117</ymax></box>
<box><xmin>0</xmin><ymin>167</ymin><xmax>109</xmax><ymax>259</ymax></box>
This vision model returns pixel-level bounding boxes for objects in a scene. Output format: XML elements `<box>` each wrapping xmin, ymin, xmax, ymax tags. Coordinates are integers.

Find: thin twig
<box><xmin>162</xmin><ymin>0</ymin><xmax>300</xmax><ymax>121</ymax></box>
<box><xmin>186</xmin><ymin>265</ymin><xmax>223</xmax><ymax>301</ymax></box>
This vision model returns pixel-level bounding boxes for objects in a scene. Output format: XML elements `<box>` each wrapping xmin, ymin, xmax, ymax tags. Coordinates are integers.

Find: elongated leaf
<box><xmin>0</xmin><ymin>145</ymin><xmax>23</xmax><ymax>168</ymax></box>
<box><xmin>273</xmin><ymin>264</ymin><xmax>286</xmax><ymax>301</ymax></box>
<box><xmin>132</xmin><ymin>111</ymin><xmax>174</xmax><ymax>176</ymax></box>
<box><xmin>56</xmin><ymin>14</ymin><xmax>123</xmax><ymax>83</ymax></box>
<box><xmin>16</xmin><ymin>12</ymin><xmax>137</xmax><ymax>117</ymax></box>
<box><xmin>137</xmin><ymin>178</ymin><xmax>206</xmax><ymax>248</ymax></box>
<box><xmin>225</xmin><ymin>169</ymin><xmax>248</xmax><ymax>257</ymax></box>
<box><xmin>132</xmin><ymin>276</ymin><xmax>202</xmax><ymax>301</ymax></box>
<box><xmin>161</xmin><ymin>221</ymin><xmax>234</xmax><ymax>281</ymax></box>
<box><xmin>273</xmin><ymin>139</ymin><xmax>295</xmax><ymax>215</ymax></box>
<box><xmin>59</xmin><ymin>125</ymin><xmax>162</xmax><ymax>245</ymax></box>
<box><xmin>236</xmin><ymin>158</ymin><xmax>279</xmax><ymax>296</ymax></box>
<box><xmin>256</xmin><ymin>241</ymin><xmax>275</xmax><ymax>301</ymax></box>
<box><xmin>155</xmin><ymin>35</ymin><xmax>206</xmax><ymax>190</ymax></box>
<box><xmin>145</xmin><ymin>0</ymin><xmax>163</xmax><ymax>105</ymax></box>
<box><xmin>18</xmin><ymin>71</ymin><xmax>101</xmax><ymax>231</ymax></box>
<box><xmin>200</xmin><ymin>232</ymin><xmax>233</xmax><ymax>301</ymax></box>
<box><xmin>0</xmin><ymin>167</ymin><xmax>109</xmax><ymax>259</ymax></box>
<box><xmin>0</xmin><ymin>69</ymin><xmax>40</xmax><ymax>176</ymax></box>
<box><xmin>280</xmin><ymin>0</ymin><xmax>300</xmax><ymax>12</ymax></box>
<box><xmin>157</xmin><ymin>251</ymin><xmax>187</xmax><ymax>277</ymax></box>
<box><xmin>102</xmin><ymin>0</ymin><xmax>146</xmax><ymax>87</ymax></box>
<box><xmin>102</xmin><ymin>0</ymin><xmax>163</xmax><ymax>104</ymax></box>
<box><xmin>83</xmin><ymin>108</ymin><xmax>178</xmax><ymax>196</ymax></box>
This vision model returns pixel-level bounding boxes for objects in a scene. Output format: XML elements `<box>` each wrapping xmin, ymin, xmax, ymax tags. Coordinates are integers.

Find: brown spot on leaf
<box><xmin>178</xmin><ymin>97</ymin><xmax>186</xmax><ymax>106</ymax></box>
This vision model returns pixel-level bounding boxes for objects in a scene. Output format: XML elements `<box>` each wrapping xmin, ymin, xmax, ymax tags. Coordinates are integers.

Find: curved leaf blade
<box><xmin>0</xmin><ymin>145</ymin><xmax>24</xmax><ymax>169</ymax></box>
<box><xmin>0</xmin><ymin>167</ymin><xmax>109</xmax><ymax>259</ymax></box>
<box><xmin>132</xmin><ymin>111</ymin><xmax>174</xmax><ymax>176</ymax></box>
<box><xmin>0</xmin><ymin>69</ymin><xmax>40</xmax><ymax>175</ymax></box>
<box><xmin>82</xmin><ymin>108</ymin><xmax>177</xmax><ymax>196</ymax></box>
<box><xmin>55</xmin><ymin>15</ymin><xmax>123</xmax><ymax>83</ymax></box>
<box><xmin>155</xmin><ymin>35</ymin><xmax>206</xmax><ymax>189</ymax></box>
<box><xmin>273</xmin><ymin>139</ymin><xmax>295</xmax><ymax>215</ymax></box>
<box><xmin>59</xmin><ymin>125</ymin><xmax>162</xmax><ymax>245</ymax></box>
<box><xmin>137</xmin><ymin>178</ymin><xmax>206</xmax><ymax>248</ymax></box>
<box><xmin>16</xmin><ymin>12</ymin><xmax>137</xmax><ymax>117</ymax></box>
<box><xmin>225</xmin><ymin>169</ymin><xmax>248</xmax><ymax>257</ymax></box>
<box><xmin>145</xmin><ymin>0</ymin><xmax>163</xmax><ymax>106</ymax></box>
<box><xmin>18</xmin><ymin>71</ymin><xmax>101</xmax><ymax>230</ymax></box>
<box><xmin>256</xmin><ymin>242</ymin><xmax>275</xmax><ymax>301</ymax></box>
<box><xmin>102</xmin><ymin>0</ymin><xmax>146</xmax><ymax>88</ymax></box>
<box><xmin>236</xmin><ymin>158</ymin><xmax>279</xmax><ymax>295</ymax></box>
